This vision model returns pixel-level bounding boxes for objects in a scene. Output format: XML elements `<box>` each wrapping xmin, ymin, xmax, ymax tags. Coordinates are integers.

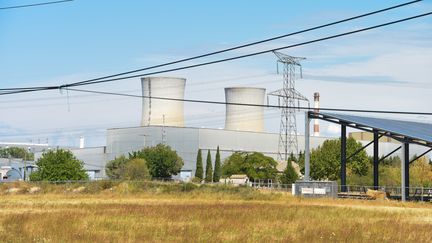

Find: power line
<box><xmin>1</xmin><ymin>11</ymin><xmax>431</xmax><ymax>96</ymax></box>
<box><xmin>67</xmin><ymin>0</ymin><xmax>423</xmax><ymax>87</ymax></box>
<box><xmin>70</xmin><ymin>12</ymin><xmax>432</xmax><ymax>87</ymax></box>
<box><xmin>0</xmin><ymin>2</ymin><xmax>426</xmax><ymax>93</ymax></box>
<box><xmin>66</xmin><ymin>88</ymin><xmax>432</xmax><ymax>116</ymax></box>
<box><xmin>0</xmin><ymin>0</ymin><xmax>73</xmax><ymax>10</ymax></box>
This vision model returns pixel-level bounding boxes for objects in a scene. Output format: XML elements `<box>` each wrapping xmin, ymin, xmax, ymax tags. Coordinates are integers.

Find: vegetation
<box><xmin>0</xmin><ymin>146</ymin><xmax>34</xmax><ymax>160</ymax></box>
<box><xmin>30</xmin><ymin>149</ymin><xmax>88</xmax><ymax>181</ymax></box>
<box><xmin>129</xmin><ymin>144</ymin><xmax>183</xmax><ymax>178</ymax></box>
<box><xmin>348</xmin><ymin>155</ymin><xmax>432</xmax><ymax>187</ymax></box>
<box><xmin>205</xmin><ymin>150</ymin><xmax>213</xmax><ymax>183</ymax></box>
<box><xmin>280</xmin><ymin>161</ymin><xmax>299</xmax><ymax>184</ymax></box>
<box><xmin>106</xmin><ymin>156</ymin><xmax>150</xmax><ymax>180</ymax></box>
<box><xmin>195</xmin><ymin>149</ymin><xmax>203</xmax><ymax>181</ymax></box>
<box><xmin>105</xmin><ymin>155</ymin><xmax>129</xmax><ymax>179</ymax></box>
<box><xmin>298</xmin><ymin>138</ymin><xmax>369</xmax><ymax>181</ymax></box>
<box><xmin>222</xmin><ymin>152</ymin><xmax>278</xmax><ymax>181</ymax></box>
<box><xmin>122</xmin><ymin>158</ymin><xmax>151</xmax><ymax>180</ymax></box>
<box><xmin>1</xmin><ymin>181</ymin><xmax>432</xmax><ymax>242</ymax></box>
<box><xmin>213</xmin><ymin>146</ymin><xmax>222</xmax><ymax>182</ymax></box>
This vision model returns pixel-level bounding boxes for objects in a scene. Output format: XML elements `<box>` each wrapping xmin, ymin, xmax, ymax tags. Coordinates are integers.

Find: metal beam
<box><xmin>378</xmin><ymin>146</ymin><xmax>402</xmax><ymax>163</ymax></box>
<box><xmin>304</xmin><ymin>112</ymin><xmax>310</xmax><ymax>181</ymax></box>
<box><xmin>409</xmin><ymin>148</ymin><xmax>432</xmax><ymax>164</ymax></box>
<box><xmin>341</xmin><ymin>124</ymin><xmax>347</xmax><ymax>192</ymax></box>
<box><xmin>346</xmin><ymin>133</ymin><xmax>384</xmax><ymax>161</ymax></box>
<box><xmin>310</xmin><ymin>114</ymin><xmax>432</xmax><ymax>149</ymax></box>
<box><xmin>373</xmin><ymin>131</ymin><xmax>379</xmax><ymax>190</ymax></box>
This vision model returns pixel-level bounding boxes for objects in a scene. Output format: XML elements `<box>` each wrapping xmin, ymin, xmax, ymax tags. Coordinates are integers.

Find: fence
<box><xmin>249</xmin><ymin>181</ymin><xmax>432</xmax><ymax>202</ymax></box>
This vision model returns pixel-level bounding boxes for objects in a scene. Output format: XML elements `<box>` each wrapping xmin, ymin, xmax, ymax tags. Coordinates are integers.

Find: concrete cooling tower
<box><xmin>225</xmin><ymin>87</ymin><xmax>266</xmax><ymax>132</ymax></box>
<box><xmin>141</xmin><ymin>77</ymin><xmax>186</xmax><ymax>127</ymax></box>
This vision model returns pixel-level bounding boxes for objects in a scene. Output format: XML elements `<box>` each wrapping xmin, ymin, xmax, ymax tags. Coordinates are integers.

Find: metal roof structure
<box><xmin>304</xmin><ymin>111</ymin><xmax>432</xmax><ymax>201</ymax></box>
<box><xmin>310</xmin><ymin>112</ymin><xmax>432</xmax><ymax>147</ymax></box>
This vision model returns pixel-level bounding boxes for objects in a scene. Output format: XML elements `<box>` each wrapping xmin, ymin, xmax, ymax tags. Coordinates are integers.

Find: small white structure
<box><xmin>221</xmin><ymin>174</ymin><xmax>249</xmax><ymax>186</ymax></box>
<box><xmin>225</xmin><ymin>87</ymin><xmax>266</xmax><ymax>132</ymax></box>
<box><xmin>180</xmin><ymin>170</ymin><xmax>192</xmax><ymax>182</ymax></box>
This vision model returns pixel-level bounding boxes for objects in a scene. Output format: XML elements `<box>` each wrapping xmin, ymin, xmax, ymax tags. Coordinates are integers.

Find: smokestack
<box><xmin>225</xmin><ymin>87</ymin><xmax>266</xmax><ymax>132</ymax></box>
<box><xmin>313</xmin><ymin>92</ymin><xmax>320</xmax><ymax>136</ymax></box>
<box><xmin>141</xmin><ymin>77</ymin><xmax>186</xmax><ymax>127</ymax></box>
<box><xmin>79</xmin><ymin>136</ymin><xmax>85</xmax><ymax>149</ymax></box>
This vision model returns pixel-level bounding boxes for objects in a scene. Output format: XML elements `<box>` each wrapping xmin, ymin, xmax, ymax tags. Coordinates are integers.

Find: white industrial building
<box><xmin>33</xmin><ymin>76</ymin><xmax>430</xmax><ymax>180</ymax></box>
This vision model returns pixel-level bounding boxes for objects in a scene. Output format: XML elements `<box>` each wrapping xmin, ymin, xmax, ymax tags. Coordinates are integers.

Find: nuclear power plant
<box><xmin>58</xmin><ymin>76</ymin><xmax>428</xmax><ymax>180</ymax></box>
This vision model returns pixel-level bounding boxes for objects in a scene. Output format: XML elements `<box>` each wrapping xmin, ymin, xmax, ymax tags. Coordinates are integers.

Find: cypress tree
<box><xmin>195</xmin><ymin>149</ymin><xmax>203</xmax><ymax>181</ymax></box>
<box><xmin>213</xmin><ymin>146</ymin><xmax>221</xmax><ymax>182</ymax></box>
<box><xmin>280</xmin><ymin>161</ymin><xmax>299</xmax><ymax>184</ymax></box>
<box><xmin>205</xmin><ymin>150</ymin><xmax>213</xmax><ymax>183</ymax></box>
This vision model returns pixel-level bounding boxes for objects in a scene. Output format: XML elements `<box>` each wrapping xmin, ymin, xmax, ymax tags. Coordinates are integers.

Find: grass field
<box><xmin>1</xmin><ymin>182</ymin><xmax>432</xmax><ymax>242</ymax></box>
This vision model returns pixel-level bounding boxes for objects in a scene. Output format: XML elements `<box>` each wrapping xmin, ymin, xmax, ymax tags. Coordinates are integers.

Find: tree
<box><xmin>205</xmin><ymin>150</ymin><xmax>213</xmax><ymax>183</ymax></box>
<box><xmin>213</xmin><ymin>146</ymin><xmax>221</xmax><ymax>182</ymax></box>
<box><xmin>105</xmin><ymin>155</ymin><xmax>128</xmax><ymax>179</ymax></box>
<box><xmin>132</xmin><ymin>144</ymin><xmax>183</xmax><ymax>178</ymax></box>
<box><xmin>299</xmin><ymin>137</ymin><xmax>369</xmax><ymax>181</ymax></box>
<box><xmin>30</xmin><ymin>149</ymin><xmax>88</xmax><ymax>181</ymax></box>
<box><xmin>195</xmin><ymin>149</ymin><xmax>203</xmax><ymax>180</ymax></box>
<box><xmin>123</xmin><ymin>158</ymin><xmax>151</xmax><ymax>180</ymax></box>
<box><xmin>280</xmin><ymin>161</ymin><xmax>299</xmax><ymax>184</ymax></box>
<box><xmin>106</xmin><ymin>155</ymin><xmax>151</xmax><ymax>180</ymax></box>
<box><xmin>0</xmin><ymin>147</ymin><xmax>34</xmax><ymax>160</ymax></box>
<box><xmin>222</xmin><ymin>152</ymin><xmax>278</xmax><ymax>181</ymax></box>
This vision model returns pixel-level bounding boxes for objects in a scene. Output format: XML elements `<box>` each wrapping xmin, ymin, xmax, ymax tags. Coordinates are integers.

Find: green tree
<box><xmin>288</xmin><ymin>152</ymin><xmax>297</xmax><ymax>163</ymax></box>
<box><xmin>299</xmin><ymin>137</ymin><xmax>369</xmax><ymax>181</ymax></box>
<box><xmin>195</xmin><ymin>149</ymin><xmax>203</xmax><ymax>180</ymax></box>
<box><xmin>30</xmin><ymin>149</ymin><xmax>88</xmax><ymax>181</ymax></box>
<box><xmin>222</xmin><ymin>152</ymin><xmax>278</xmax><ymax>181</ymax></box>
<box><xmin>132</xmin><ymin>144</ymin><xmax>184</xmax><ymax>178</ymax></box>
<box><xmin>105</xmin><ymin>155</ymin><xmax>128</xmax><ymax>179</ymax></box>
<box><xmin>280</xmin><ymin>161</ymin><xmax>299</xmax><ymax>184</ymax></box>
<box><xmin>213</xmin><ymin>146</ymin><xmax>221</xmax><ymax>182</ymax></box>
<box><xmin>205</xmin><ymin>150</ymin><xmax>213</xmax><ymax>183</ymax></box>
<box><xmin>0</xmin><ymin>147</ymin><xmax>34</xmax><ymax>160</ymax></box>
<box><xmin>123</xmin><ymin>158</ymin><xmax>151</xmax><ymax>180</ymax></box>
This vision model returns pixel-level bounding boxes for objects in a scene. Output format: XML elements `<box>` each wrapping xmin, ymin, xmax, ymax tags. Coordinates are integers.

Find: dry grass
<box><xmin>0</xmin><ymin>182</ymin><xmax>432</xmax><ymax>242</ymax></box>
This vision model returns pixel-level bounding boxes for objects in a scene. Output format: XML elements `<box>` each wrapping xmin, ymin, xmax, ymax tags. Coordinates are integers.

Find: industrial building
<box><xmin>45</xmin><ymin>76</ymin><xmax>429</xmax><ymax>181</ymax></box>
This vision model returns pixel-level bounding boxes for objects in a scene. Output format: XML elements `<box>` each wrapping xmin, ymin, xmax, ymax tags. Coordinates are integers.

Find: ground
<box><xmin>0</xmin><ymin>182</ymin><xmax>432</xmax><ymax>242</ymax></box>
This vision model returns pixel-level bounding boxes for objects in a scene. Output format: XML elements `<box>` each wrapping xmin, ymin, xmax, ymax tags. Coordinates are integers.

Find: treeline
<box><xmin>0</xmin><ymin>147</ymin><xmax>34</xmax><ymax>160</ymax></box>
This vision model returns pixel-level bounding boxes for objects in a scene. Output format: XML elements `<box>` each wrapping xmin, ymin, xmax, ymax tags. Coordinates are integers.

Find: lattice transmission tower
<box><xmin>269</xmin><ymin>51</ymin><xmax>309</xmax><ymax>161</ymax></box>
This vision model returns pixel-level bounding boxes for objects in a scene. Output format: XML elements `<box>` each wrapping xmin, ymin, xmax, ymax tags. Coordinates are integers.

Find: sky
<box><xmin>0</xmin><ymin>0</ymin><xmax>431</xmax><ymax>147</ymax></box>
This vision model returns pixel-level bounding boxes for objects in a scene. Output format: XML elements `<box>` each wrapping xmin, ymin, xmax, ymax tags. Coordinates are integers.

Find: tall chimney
<box><xmin>313</xmin><ymin>92</ymin><xmax>320</xmax><ymax>136</ymax></box>
<box><xmin>79</xmin><ymin>136</ymin><xmax>85</xmax><ymax>149</ymax></box>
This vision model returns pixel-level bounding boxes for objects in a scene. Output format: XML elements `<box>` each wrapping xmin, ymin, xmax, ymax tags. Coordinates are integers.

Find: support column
<box><xmin>373</xmin><ymin>131</ymin><xmax>379</xmax><ymax>190</ymax></box>
<box><xmin>401</xmin><ymin>142</ymin><xmax>410</xmax><ymax>201</ymax></box>
<box><xmin>341</xmin><ymin>124</ymin><xmax>347</xmax><ymax>192</ymax></box>
<box><xmin>304</xmin><ymin>112</ymin><xmax>310</xmax><ymax>181</ymax></box>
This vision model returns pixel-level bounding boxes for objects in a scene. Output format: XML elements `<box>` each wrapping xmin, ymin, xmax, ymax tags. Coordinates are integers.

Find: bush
<box><xmin>123</xmin><ymin>158</ymin><xmax>151</xmax><ymax>180</ymax></box>
<box><xmin>30</xmin><ymin>149</ymin><xmax>88</xmax><ymax>181</ymax></box>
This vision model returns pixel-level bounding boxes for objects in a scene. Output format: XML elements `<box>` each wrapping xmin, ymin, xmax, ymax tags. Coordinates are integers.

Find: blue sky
<box><xmin>0</xmin><ymin>0</ymin><xmax>431</xmax><ymax>146</ymax></box>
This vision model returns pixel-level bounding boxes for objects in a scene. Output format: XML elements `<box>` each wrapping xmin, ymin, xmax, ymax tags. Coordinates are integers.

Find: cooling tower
<box><xmin>141</xmin><ymin>77</ymin><xmax>186</xmax><ymax>127</ymax></box>
<box><xmin>225</xmin><ymin>87</ymin><xmax>266</xmax><ymax>132</ymax></box>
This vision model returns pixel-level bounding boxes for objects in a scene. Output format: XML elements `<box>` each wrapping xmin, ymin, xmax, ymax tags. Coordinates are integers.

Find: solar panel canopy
<box><xmin>318</xmin><ymin>112</ymin><xmax>432</xmax><ymax>144</ymax></box>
